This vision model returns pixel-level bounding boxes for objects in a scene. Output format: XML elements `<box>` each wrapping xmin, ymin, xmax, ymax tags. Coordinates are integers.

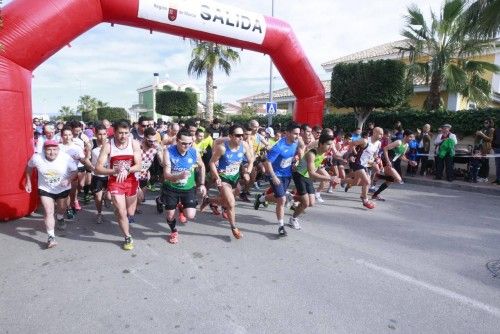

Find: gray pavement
<box><xmin>0</xmin><ymin>183</ymin><xmax>499</xmax><ymax>333</ymax></box>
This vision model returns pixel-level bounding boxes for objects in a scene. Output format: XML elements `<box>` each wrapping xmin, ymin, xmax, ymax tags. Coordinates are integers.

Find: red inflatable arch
<box><xmin>0</xmin><ymin>0</ymin><xmax>324</xmax><ymax>221</ymax></box>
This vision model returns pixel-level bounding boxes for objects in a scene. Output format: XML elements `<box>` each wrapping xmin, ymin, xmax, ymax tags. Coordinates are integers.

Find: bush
<box><xmin>156</xmin><ymin>90</ymin><xmax>197</xmax><ymax>117</ymax></box>
<box><xmin>229</xmin><ymin>108</ymin><xmax>499</xmax><ymax>136</ymax></box>
<box><xmin>97</xmin><ymin>107</ymin><xmax>129</xmax><ymax>122</ymax></box>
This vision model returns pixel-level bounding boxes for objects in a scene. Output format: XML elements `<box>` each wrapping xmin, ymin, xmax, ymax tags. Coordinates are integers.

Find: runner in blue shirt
<box><xmin>254</xmin><ymin>122</ymin><xmax>301</xmax><ymax>236</ymax></box>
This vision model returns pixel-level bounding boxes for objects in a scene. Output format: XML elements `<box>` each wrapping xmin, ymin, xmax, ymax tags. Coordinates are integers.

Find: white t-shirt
<box><xmin>91</xmin><ymin>145</ymin><xmax>108</xmax><ymax>177</ymax></box>
<box><xmin>59</xmin><ymin>143</ymin><xmax>85</xmax><ymax>167</ymax></box>
<box><xmin>28</xmin><ymin>152</ymin><xmax>78</xmax><ymax>194</ymax></box>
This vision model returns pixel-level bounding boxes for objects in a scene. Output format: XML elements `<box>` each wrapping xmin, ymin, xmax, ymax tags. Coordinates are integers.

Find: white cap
<box><xmin>265</xmin><ymin>127</ymin><xmax>275</xmax><ymax>137</ymax></box>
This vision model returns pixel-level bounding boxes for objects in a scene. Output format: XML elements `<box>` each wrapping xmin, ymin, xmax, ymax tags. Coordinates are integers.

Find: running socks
<box><xmin>167</xmin><ymin>219</ymin><xmax>177</xmax><ymax>232</ymax></box>
<box><xmin>47</xmin><ymin>229</ymin><xmax>55</xmax><ymax>237</ymax></box>
<box><xmin>278</xmin><ymin>219</ymin><xmax>284</xmax><ymax>227</ymax></box>
<box><xmin>373</xmin><ymin>182</ymin><xmax>388</xmax><ymax>197</ymax></box>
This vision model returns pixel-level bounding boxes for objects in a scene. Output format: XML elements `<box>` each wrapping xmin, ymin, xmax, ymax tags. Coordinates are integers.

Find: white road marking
<box><xmin>355</xmin><ymin>258</ymin><xmax>500</xmax><ymax>318</ymax></box>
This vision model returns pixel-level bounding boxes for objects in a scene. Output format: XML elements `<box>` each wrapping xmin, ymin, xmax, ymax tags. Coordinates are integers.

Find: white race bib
<box><xmin>280</xmin><ymin>157</ymin><xmax>293</xmax><ymax>168</ymax></box>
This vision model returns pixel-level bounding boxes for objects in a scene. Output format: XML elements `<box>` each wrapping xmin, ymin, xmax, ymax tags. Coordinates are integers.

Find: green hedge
<box><xmin>97</xmin><ymin>107</ymin><xmax>129</xmax><ymax>122</ymax></box>
<box><xmin>156</xmin><ymin>90</ymin><xmax>197</xmax><ymax>117</ymax></box>
<box><xmin>229</xmin><ymin>108</ymin><xmax>499</xmax><ymax>136</ymax></box>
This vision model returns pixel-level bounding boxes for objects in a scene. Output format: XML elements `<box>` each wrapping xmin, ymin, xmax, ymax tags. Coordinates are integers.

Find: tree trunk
<box><xmin>426</xmin><ymin>71</ymin><xmax>442</xmax><ymax>111</ymax></box>
<box><xmin>205</xmin><ymin>68</ymin><xmax>214</xmax><ymax>122</ymax></box>
<box><xmin>354</xmin><ymin>106</ymin><xmax>373</xmax><ymax>130</ymax></box>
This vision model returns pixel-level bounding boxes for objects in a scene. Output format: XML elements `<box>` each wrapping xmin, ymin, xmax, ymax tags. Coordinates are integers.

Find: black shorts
<box><xmin>349</xmin><ymin>162</ymin><xmax>367</xmax><ymax>172</ymax></box>
<box><xmin>292</xmin><ymin>172</ymin><xmax>315</xmax><ymax>195</ymax></box>
<box><xmin>90</xmin><ymin>175</ymin><xmax>108</xmax><ymax>193</ymax></box>
<box><xmin>139</xmin><ymin>179</ymin><xmax>149</xmax><ymax>189</ymax></box>
<box><xmin>162</xmin><ymin>186</ymin><xmax>197</xmax><ymax>210</ymax></box>
<box><xmin>38</xmin><ymin>189</ymin><xmax>70</xmax><ymax>200</ymax></box>
<box><xmin>220</xmin><ymin>175</ymin><xmax>240</xmax><ymax>189</ymax></box>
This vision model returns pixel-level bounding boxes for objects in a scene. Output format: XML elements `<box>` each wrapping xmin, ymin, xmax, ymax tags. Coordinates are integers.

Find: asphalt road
<box><xmin>0</xmin><ymin>183</ymin><xmax>499</xmax><ymax>333</ymax></box>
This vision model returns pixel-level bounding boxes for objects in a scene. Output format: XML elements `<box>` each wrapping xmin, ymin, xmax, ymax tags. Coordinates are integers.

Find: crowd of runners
<box><xmin>27</xmin><ymin>116</ymin><xmax>421</xmax><ymax>250</ymax></box>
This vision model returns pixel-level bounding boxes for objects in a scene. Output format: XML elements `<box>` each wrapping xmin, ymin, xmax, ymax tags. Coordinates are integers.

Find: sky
<box><xmin>3</xmin><ymin>0</ymin><xmax>444</xmax><ymax>116</ymax></box>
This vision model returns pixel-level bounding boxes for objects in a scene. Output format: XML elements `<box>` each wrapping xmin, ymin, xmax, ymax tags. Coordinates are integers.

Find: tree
<box><xmin>97</xmin><ymin>107</ymin><xmax>129</xmax><ymax>122</ymax></box>
<box><xmin>213</xmin><ymin>103</ymin><xmax>225</xmax><ymax>120</ymax></box>
<box><xmin>59</xmin><ymin>105</ymin><xmax>77</xmax><ymax>121</ymax></box>
<box><xmin>330</xmin><ymin>60</ymin><xmax>410</xmax><ymax>129</ymax></box>
<box><xmin>187</xmin><ymin>41</ymin><xmax>240</xmax><ymax>122</ymax></box>
<box><xmin>399</xmin><ymin>0</ymin><xmax>499</xmax><ymax>111</ymax></box>
<box><xmin>77</xmin><ymin>95</ymin><xmax>108</xmax><ymax>122</ymax></box>
<box><xmin>156</xmin><ymin>90</ymin><xmax>198</xmax><ymax>117</ymax></box>
<box><xmin>240</xmin><ymin>105</ymin><xmax>259</xmax><ymax>118</ymax></box>
<box><xmin>462</xmin><ymin>0</ymin><xmax>500</xmax><ymax>38</ymax></box>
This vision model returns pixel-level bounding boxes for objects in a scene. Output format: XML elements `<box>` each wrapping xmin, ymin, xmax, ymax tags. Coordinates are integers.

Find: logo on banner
<box><xmin>168</xmin><ymin>8</ymin><xmax>177</xmax><ymax>21</ymax></box>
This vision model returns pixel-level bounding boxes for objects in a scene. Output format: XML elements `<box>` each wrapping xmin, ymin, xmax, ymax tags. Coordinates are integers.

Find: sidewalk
<box><xmin>402</xmin><ymin>174</ymin><xmax>500</xmax><ymax>196</ymax></box>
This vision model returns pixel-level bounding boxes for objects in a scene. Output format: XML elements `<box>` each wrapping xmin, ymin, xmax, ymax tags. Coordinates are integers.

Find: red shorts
<box><xmin>108</xmin><ymin>177</ymin><xmax>138</xmax><ymax>197</ymax></box>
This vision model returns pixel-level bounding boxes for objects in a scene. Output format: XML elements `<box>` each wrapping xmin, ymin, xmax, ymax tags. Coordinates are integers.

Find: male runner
<box><xmin>254</xmin><ymin>122</ymin><xmax>301</xmax><ymax>236</ymax></box>
<box><xmin>95</xmin><ymin>120</ymin><xmax>142</xmax><ymax>250</ymax></box>
<box><xmin>25</xmin><ymin>140</ymin><xmax>78</xmax><ymax>248</ymax></box>
<box><xmin>162</xmin><ymin>129</ymin><xmax>206</xmax><ymax>244</ymax></box>
<box><xmin>90</xmin><ymin>124</ymin><xmax>110</xmax><ymax>224</ymax></box>
<box><xmin>202</xmin><ymin>124</ymin><xmax>253</xmax><ymax>239</ymax></box>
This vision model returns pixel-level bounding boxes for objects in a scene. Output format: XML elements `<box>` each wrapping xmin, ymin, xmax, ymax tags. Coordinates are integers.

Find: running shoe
<box><xmin>168</xmin><ymin>231</ymin><xmax>179</xmax><ymax>244</ymax></box>
<box><xmin>155</xmin><ymin>196</ymin><xmax>163</xmax><ymax>214</ymax></box>
<box><xmin>73</xmin><ymin>200</ymin><xmax>82</xmax><ymax>211</ymax></box>
<box><xmin>285</xmin><ymin>192</ymin><xmax>293</xmax><ymax>206</ymax></box>
<box><xmin>288</xmin><ymin>217</ymin><xmax>301</xmax><ymax>230</ymax></box>
<box><xmin>128</xmin><ymin>216</ymin><xmax>136</xmax><ymax>224</ymax></box>
<box><xmin>368</xmin><ymin>186</ymin><xmax>377</xmax><ymax>194</ymax></box>
<box><xmin>315</xmin><ymin>193</ymin><xmax>325</xmax><ymax>203</ymax></box>
<box><xmin>371</xmin><ymin>195</ymin><xmax>385</xmax><ymax>202</ymax></box>
<box><xmin>199</xmin><ymin>196</ymin><xmax>210</xmax><ymax>212</ymax></box>
<box><xmin>362</xmin><ymin>200</ymin><xmax>375</xmax><ymax>209</ymax></box>
<box><xmin>83</xmin><ymin>193</ymin><xmax>91</xmax><ymax>204</ymax></box>
<box><xmin>327</xmin><ymin>186</ymin><xmax>334</xmax><ymax>194</ymax></box>
<box><xmin>56</xmin><ymin>218</ymin><xmax>66</xmax><ymax>231</ymax></box>
<box><xmin>178</xmin><ymin>209</ymin><xmax>187</xmax><ymax>224</ymax></box>
<box><xmin>278</xmin><ymin>226</ymin><xmax>287</xmax><ymax>237</ymax></box>
<box><xmin>96</xmin><ymin>213</ymin><xmax>103</xmax><ymax>224</ymax></box>
<box><xmin>344</xmin><ymin>184</ymin><xmax>351</xmax><ymax>192</ymax></box>
<box><xmin>231</xmin><ymin>227</ymin><xmax>242</xmax><ymax>239</ymax></box>
<box><xmin>65</xmin><ymin>208</ymin><xmax>74</xmax><ymax>220</ymax></box>
<box><xmin>46</xmin><ymin>235</ymin><xmax>57</xmax><ymax>249</ymax></box>
<box><xmin>254</xmin><ymin>194</ymin><xmax>263</xmax><ymax>210</ymax></box>
<box><xmin>123</xmin><ymin>236</ymin><xmax>134</xmax><ymax>250</ymax></box>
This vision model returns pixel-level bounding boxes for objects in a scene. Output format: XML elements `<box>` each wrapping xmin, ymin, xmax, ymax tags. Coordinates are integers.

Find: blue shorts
<box><xmin>270</xmin><ymin>176</ymin><xmax>292</xmax><ymax>198</ymax></box>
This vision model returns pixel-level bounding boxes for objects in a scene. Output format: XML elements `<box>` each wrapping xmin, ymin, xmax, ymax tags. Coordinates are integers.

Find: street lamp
<box><xmin>152</xmin><ymin>72</ymin><xmax>159</xmax><ymax>121</ymax></box>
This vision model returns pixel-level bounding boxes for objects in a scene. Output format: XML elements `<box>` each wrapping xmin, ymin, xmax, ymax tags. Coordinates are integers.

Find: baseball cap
<box><xmin>265</xmin><ymin>127</ymin><xmax>275</xmax><ymax>137</ymax></box>
<box><xmin>43</xmin><ymin>140</ymin><xmax>59</xmax><ymax>148</ymax></box>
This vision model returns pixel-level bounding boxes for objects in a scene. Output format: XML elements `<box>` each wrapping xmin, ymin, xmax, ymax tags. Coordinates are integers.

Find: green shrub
<box><xmin>156</xmin><ymin>90</ymin><xmax>197</xmax><ymax>117</ymax></box>
<box><xmin>97</xmin><ymin>107</ymin><xmax>129</xmax><ymax>122</ymax></box>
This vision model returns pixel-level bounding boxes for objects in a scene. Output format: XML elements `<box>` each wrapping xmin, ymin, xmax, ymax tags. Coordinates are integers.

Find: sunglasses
<box><xmin>179</xmin><ymin>141</ymin><xmax>192</xmax><ymax>146</ymax></box>
<box><xmin>140</xmin><ymin>124</ymin><xmax>148</xmax><ymax>127</ymax></box>
<box><xmin>233</xmin><ymin>133</ymin><xmax>244</xmax><ymax>138</ymax></box>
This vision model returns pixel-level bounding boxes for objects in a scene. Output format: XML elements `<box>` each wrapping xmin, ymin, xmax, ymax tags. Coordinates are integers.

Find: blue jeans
<box><xmin>495</xmin><ymin>148</ymin><xmax>500</xmax><ymax>182</ymax></box>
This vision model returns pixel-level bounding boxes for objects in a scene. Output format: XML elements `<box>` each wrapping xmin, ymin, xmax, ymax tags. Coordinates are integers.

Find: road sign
<box><xmin>266</xmin><ymin>102</ymin><xmax>277</xmax><ymax>115</ymax></box>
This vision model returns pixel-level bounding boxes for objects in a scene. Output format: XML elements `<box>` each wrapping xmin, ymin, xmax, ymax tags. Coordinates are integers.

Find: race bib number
<box><xmin>44</xmin><ymin>171</ymin><xmax>62</xmax><ymax>188</ymax></box>
<box><xmin>280</xmin><ymin>157</ymin><xmax>293</xmax><ymax>168</ymax></box>
<box><xmin>172</xmin><ymin>170</ymin><xmax>190</xmax><ymax>185</ymax></box>
<box><xmin>225</xmin><ymin>163</ymin><xmax>240</xmax><ymax>176</ymax></box>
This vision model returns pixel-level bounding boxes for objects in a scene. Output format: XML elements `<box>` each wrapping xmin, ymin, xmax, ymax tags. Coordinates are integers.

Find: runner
<box><xmin>254</xmin><ymin>122</ymin><xmax>301</xmax><ymax>236</ymax></box>
<box><xmin>201</xmin><ymin>124</ymin><xmax>253</xmax><ymax>239</ymax></box>
<box><xmin>24</xmin><ymin>140</ymin><xmax>78</xmax><ymax>248</ymax></box>
<box><xmin>344</xmin><ymin>127</ymin><xmax>384</xmax><ymax>209</ymax></box>
<box><xmin>162</xmin><ymin>129</ymin><xmax>207</xmax><ymax>244</ymax></box>
<box><xmin>290</xmin><ymin>134</ymin><xmax>339</xmax><ymax>229</ymax></box>
<box><xmin>90</xmin><ymin>124</ymin><xmax>110</xmax><ymax>224</ymax></box>
<box><xmin>95</xmin><ymin>120</ymin><xmax>142</xmax><ymax>251</ymax></box>
<box><xmin>69</xmin><ymin>120</ymin><xmax>92</xmax><ymax>207</ymax></box>
<box><xmin>371</xmin><ymin>129</ymin><xmax>417</xmax><ymax>201</ymax></box>
<box><xmin>136</xmin><ymin>127</ymin><xmax>164</xmax><ymax>214</ymax></box>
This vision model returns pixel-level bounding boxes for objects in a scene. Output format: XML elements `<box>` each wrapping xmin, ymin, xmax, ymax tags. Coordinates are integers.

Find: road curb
<box><xmin>403</xmin><ymin>177</ymin><xmax>500</xmax><ymax>196</ymax></box>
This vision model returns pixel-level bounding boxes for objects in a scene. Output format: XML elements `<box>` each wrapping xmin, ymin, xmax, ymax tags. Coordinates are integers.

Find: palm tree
<box><xmin>400</xmin><ymin>0</ymin><xmax>499</xmax><ymax>110</ymax></box>
<box><xmin>188</xmin><ymin>41</ymin><xmax>240</xmax><ymax>121</ymax></box>
<box><xmin>462</xmin><ymin>0</ymin><xmax>500</xmax><ymax>38</ymax></box>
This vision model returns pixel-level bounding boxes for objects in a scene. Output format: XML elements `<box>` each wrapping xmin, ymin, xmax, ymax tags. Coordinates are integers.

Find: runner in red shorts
<box><xmin>95</xmin><ymin>120</ymin><xmax>142</xmax><ymax>250</ymax></box>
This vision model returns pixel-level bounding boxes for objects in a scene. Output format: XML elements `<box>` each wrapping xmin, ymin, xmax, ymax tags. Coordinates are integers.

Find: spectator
<box><xmin>493</xmin><ymin>122</ymin><xmax>500</xmax><ymax>185</ymax></box>
<box><xmin>417</xmin><ymin>124</ymin><xmax>433</xmax><ymax>176</ymax></box>
<box><xmin>434</xmin><ymin>124</ymin><xmax>457</xmax><ymax>181</ymax></box>
<box><xmin>391</xmin><ymin>121</ymin><xmax>404</xmax><ymax>141</ymax></box>
<box><xmin>351</xmin><ymin>128</ymin><xmax>362</xmax><ymax>141</ymax></box>
<box><xmin>474</xmin><ymin>118</ymin><xmax>495</xmax><ymax>182</ymax></box>
<box><xmin>366</xmin><ymin>122</ymin><xmax>375</xmax><ymax>137</ymax></box>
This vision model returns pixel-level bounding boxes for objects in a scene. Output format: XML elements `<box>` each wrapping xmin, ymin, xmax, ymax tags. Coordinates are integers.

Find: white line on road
<box><xmin>355</xmin><ymin>258</ymin><xmax>500</xmax><ymax>318</ymax></box>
